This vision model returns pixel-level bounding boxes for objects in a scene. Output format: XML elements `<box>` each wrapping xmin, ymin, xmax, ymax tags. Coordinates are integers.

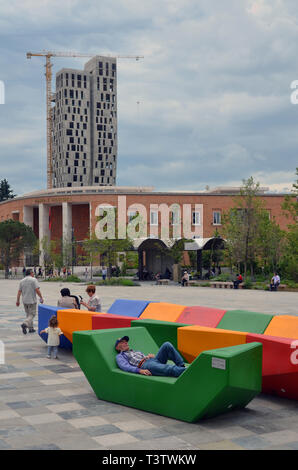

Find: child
<box><xmin>40</xmin><ymin>315</ymin><xmax>63</xmax><ymax>359</ymax></box>
<box><xmin>80</xmin><ymin>284</ymin><xmax>101</xmax><ymax>312</ymax></box>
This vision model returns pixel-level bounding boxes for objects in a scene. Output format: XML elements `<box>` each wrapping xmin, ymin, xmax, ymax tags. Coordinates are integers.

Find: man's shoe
<box><xmin>28</xmin><ymin>328</ymin><xmax>36</xmax><ymax>333</ymax></box>
<box><xmin>21</xmin><ymin>323</ymin><xmax>27</xmax><ymax>335</ymax></box>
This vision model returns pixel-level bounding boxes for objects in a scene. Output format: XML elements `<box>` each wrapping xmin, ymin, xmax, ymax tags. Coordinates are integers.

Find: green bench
<box><xmin>73</xmin><ymin>326</ymin><xmax>262</xmax><ymax>422</ymax></box>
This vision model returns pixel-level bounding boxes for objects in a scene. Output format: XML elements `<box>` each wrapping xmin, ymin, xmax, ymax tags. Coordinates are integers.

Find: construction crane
<box><xmin>27</xmin><ymin>50</ymin><xmax>144</xmax><ymax>189</ymax></box>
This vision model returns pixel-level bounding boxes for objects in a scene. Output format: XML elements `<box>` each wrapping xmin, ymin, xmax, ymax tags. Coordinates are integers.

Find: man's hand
<box><xmin>40</xmin><ymin>297</ymin><xmax>44</xmax><ymax>304</ymax></box>
<box><xmin>16</xmin><ymin>301</ymin><xmax>20</xmax><ymax>307</ymax></box>
<box><xmin>139</xmin><ymin>369</ymin><xmax>152</xmax><ymax>376</ymax></box>
<box><xmin>145</xmin><ymin>354</ymin><xmax>155</xmax><ymax>359</ymax></box>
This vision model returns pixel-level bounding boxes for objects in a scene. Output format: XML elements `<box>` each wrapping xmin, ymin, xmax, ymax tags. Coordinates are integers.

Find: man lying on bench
<box><xmin>115</xmin><ymin>335</ymin><xmax>186</xmax><ymax>377</ymax></box>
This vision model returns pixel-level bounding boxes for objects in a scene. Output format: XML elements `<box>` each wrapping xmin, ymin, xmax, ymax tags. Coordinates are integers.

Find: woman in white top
<box><xmin>40</xmin><ymin>315</ymin><xmax>63</xmax><ymax>359</ymax></box>
<box><xmin>80</xmin><ymin>285</ymin><xmax>101</xmax><ymax>312</ymax></box>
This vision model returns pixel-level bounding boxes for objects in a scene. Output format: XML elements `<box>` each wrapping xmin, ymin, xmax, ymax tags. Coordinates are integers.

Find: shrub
<box><xmin>46</xmin><ymin>275</ymin><xmax>81</xmax><ymax>283</ymax></box>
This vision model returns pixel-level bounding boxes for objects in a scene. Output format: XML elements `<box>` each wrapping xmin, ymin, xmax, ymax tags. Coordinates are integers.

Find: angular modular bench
<box><xmin>140</xmin><ymin>302</ymin><xmax>186</xmax><ymax>322</ymax></box>
<box><xmin>216</xmin><ymin>310</ymin><xmax>274</xmax><ymax>334</ymax></box>
<box><xmin>177</xmin><ymin>324</ymin><xmax>298</xmax><ymax>401</ymax></box>
<box><xmin>38</xmin><ymin>304</ymin><xmax>73</xmax><ymax>350</ymax></box>
<box><xmin>131</xmin><ymin>318</ymin><xmax>190</xmax><ymax>350</ymax></box>
<box><xmin>73</xmin><ymin>326</ymin><xmax>262</xmax><ymax>422</ymax></box>
<box><xmin>177</xmin><ymin>306</ymin><xmax>227</xmax><ymax>328</ymax></box>
<box><xmin>107</xmin><ymin>299</ymin><xmax>152</xmax><ymax>317</ymax></box>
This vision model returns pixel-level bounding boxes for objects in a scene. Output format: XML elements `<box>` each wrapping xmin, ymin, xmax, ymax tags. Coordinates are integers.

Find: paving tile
<box><xmin>262</xmin><ymin>430</ymin><xmax>298</xmax><ymax>445</ymax></box>
<box><xmin>115</xmin><ymin>419</ymin><xmax>157</xmax><ymax>432</ymax></box>
<box><xmin>68</xmin><ymin>416</ymin><xmax>109</xmax><ymax>428</ymax></box>
<box><xmin>93</xmin><ymin>432</ymin><xmax>139</xmax><ymax>447</ymax></box>
<box><xmin>198</xmin><ymin>440</ymin><xmax>245</xmax><ymax>450</ymax></box>
<box><xmin>130</xmin><ymin>427</ymin><xmax>172</xmax><ymax>441</ymax></box>
<box><xmin>39</xmin><ymin>378</ymin><xmax>71</xmax><ymax>386</ymax></box>
<box><xmin>232</xmin><ymin>435</ymin><xmax>270</xmax><ymax>450</ymax></box>
<box><xmin>0</xmin><ymin>410</ymin><xmax>20</xmax><ymax>420</ymax></box>
<box><xmin>23</xmin><ymin>413</ymin><xmax>64</xmax><ymax>425</ymax></box>
<box><xmin>46</xmin><ymin>402</ymin><xmax>84</xmax><ymax>413</ymax></box>
<box><xmin>84</xmin><ymin>424</ymin><xmax>122</xmax><ymax>437</ymax></box>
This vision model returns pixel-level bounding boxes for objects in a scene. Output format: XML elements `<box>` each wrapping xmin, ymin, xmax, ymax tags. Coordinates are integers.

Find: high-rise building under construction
<box><xmin>52</xmin><ymin>56</ymin><xmax>117</xmax><ymax>187</ymax></box>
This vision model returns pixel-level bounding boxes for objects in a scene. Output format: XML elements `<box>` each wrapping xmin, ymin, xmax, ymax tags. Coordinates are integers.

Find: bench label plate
<box><xmin>212</xmin><ymin>357</ymin><xmax>226</xmax><ymax>370</ymax></box>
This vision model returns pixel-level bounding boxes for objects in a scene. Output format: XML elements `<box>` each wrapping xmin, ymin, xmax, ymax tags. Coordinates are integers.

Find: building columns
<box><xmin>39</xmin><ymin>204</ymin><xmax>50</xmax><ymax>267</ymax></box>
<box><xmin>23</xmin><ymin>206</ymin><xmax>34</xmax><ymax>229</ymax></box>
<box><xmin>62</xmin><ymin>202</ymin><xmax>72</xmax><ymax>265</ymax></box>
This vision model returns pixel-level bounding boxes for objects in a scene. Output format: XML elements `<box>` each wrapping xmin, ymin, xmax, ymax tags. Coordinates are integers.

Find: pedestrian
<box><xmin>181</xmin><ymin>271</ymin><xmax>189</xmax><ymax>287</ymax></box>
<box><xmin>16</xmin><ymin>268</ymin><xmax>44</xmax><ymax>334</ymax></box>
<box><xmin>40</xmin><ymin>315</ymin><xmax>63</xmax><ymax>359</ymax></box>
<box><xmin>233</xmin><ymin>273</ymin><xmax>243</xmax><ymax>289</ymax></box>
<box><xmin>80</xmin><ymin>284</ymin><xmax>101</xmax><ymax>312</ymax></box>
<box><xmin>84</xmin><ymin>267</ymin><xmax>89</xmax><ymax>281</ymax></box>
<box><xmin>101</xmin><ymin>266</ymin><xmax>107</xmax><ymax>281</ymax></box>
<box><xmin>270</xmin><ymin>272</ymin><xmax>280</xmax><ymax>291</ymax></box>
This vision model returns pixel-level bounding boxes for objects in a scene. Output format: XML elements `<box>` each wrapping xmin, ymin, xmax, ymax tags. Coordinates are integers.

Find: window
<box><xmin>192</xmin><ymin>211</ymin><xmax>201</xmax><ymax>226</ymax></box>
<box><xmin>213</xmin><ymin>211</ymin><xmax>221</xmax><ymax>225</ymax></box>
<box><xmin>150</xmin><ymin>210</ymin><xmax>158</xmax><ymax>226</ymax></box>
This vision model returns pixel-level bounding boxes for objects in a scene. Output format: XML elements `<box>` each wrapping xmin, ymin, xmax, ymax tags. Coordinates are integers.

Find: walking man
<box><xmin>16</xmin><ymin>268</ymin><xmax>44</xmax><ymax>334</ymax></box>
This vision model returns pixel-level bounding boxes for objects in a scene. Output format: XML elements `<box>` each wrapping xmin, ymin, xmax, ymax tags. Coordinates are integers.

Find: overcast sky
<box><xmin>0</xmin><ymin>0</ymin><xmax>297</xmax><ymax>196</ymax></box>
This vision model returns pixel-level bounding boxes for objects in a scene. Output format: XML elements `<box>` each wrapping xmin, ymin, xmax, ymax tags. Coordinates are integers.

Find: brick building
<box><xmin>0</xmin><ymin>185</ymin><xmax>289</xmax><ymax>277</ymax></box>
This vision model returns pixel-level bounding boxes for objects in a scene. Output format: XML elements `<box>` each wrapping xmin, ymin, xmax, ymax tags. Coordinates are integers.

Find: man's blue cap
<box><xmin>115</xmin><ymin>336</ymin><xmax>129</xmax><ymax>350</ymax></box>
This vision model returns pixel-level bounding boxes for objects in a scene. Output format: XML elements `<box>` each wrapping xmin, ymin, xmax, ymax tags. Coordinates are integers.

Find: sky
<box><xmin>0</xmin><ymin>0</ymin><xmax>297</xmax><ymax>196</ymax></box>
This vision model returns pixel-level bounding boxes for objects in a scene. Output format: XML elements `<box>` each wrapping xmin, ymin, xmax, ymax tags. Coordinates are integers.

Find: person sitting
<box><xmin>80</xmin><ymin>284</ymin><xmax>101</xmax><ymax>312</ymax></box>
<box><xmin>233</xmin><ymin>274</ymin><xmax>243</xmax><ymax>289</ymax></box>
<box><xmin>155</xmin><ymin>272</ymin><xmax>161</xmax><ymax>284</ymax></box>
<box><xmin>115</xmin><ymin>336</ymin><xmax>186</xmax><ymax>377</ymax></box>
<box><xmin>57</xmin><ymin>288</ymin><xmax>80</xmax><ymax>309</ymax></box>
<box><xmin>181</xmin><ymin>271</ymin><xmax>189</xmax><ymax>286</ymax></box>
<box><xmin>270</xmin><ymin>272</ymin><xmax>280</xmax><ymax>291</ymax></box>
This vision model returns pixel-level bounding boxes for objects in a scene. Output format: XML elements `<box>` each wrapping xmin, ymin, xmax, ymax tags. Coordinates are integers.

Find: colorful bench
<box><xmin>73</xmin><ymin>326</ymin><xmax>262</xmax><ymax>422</ymax></box>
<box><xmin>107</xmin><ymin>299</ymin><xmax>151</xmax><ymax>317</ymax></box>
<box><xmin>140</xmin><ymin>302</ymin><xmax>186</xmax><ymax>322</ymax></box>
<box><xmin>176</xmin><ymin>306</ymin><xmax>227</xmax><ymax>328</ymax></box>
<box><xmin>38</xmin><ymin>300</ymin><xmax>298</xmax><ymax>402</ymax></box>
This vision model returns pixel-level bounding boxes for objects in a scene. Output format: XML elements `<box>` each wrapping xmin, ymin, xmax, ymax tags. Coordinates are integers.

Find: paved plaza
<box><xmin>0</xmin><ymin>280</ymin><xmax>298</xmax><ymax>450</ymax></box>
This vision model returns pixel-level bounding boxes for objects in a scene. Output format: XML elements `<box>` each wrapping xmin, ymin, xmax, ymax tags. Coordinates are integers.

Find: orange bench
<box><xmin>57</xmin><ymin>309</ymin><xmax>106</xmax><ymax>342</ymax></box>
<box><xmin>264</xmin><ymin>315</ymin><xmax>298</xmax><ymax>340</ymax></box>
<box><xmin>140</xmin><ymin>302</ymin><xmax>186</xmax><ymax>322</ymax></box>
<box><xmin>177</xmin><ymin>325</ymin><xmax>247</xmax><ymax>363</ymax></box>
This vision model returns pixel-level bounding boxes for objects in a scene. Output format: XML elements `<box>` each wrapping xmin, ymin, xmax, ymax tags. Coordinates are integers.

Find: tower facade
<box><xmin>52</xmin><ymin>56</ymin><xmax>117</xmax><ymax>188</ymax></box>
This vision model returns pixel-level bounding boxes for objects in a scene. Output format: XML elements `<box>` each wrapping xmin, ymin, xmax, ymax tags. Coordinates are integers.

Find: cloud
<box><xmin>0</xmin><ymin>0</ymin><xmax>297</xmax><ymax>196</ymax></box>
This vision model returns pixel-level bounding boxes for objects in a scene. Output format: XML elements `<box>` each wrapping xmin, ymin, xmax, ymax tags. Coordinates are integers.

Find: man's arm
<box><xmin>35</xmin><ymin>287</ymin><xmax>44</xmax><ymax>303</ymax></box>
<box><xmin>116</xmin><ymin>354</ymin><xmax>152</xmax><ymax>375</ymax></box>
<box><xmin>16</xmin><ymin>289</ymin><xmax>22</xmax><ymax>307</ymax></box>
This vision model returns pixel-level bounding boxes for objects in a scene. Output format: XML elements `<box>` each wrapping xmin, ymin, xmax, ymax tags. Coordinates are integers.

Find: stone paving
<box><xmin>0</xmin><ymin>280</ymin><xmax>298</xmax><ymax>450</ymax></box>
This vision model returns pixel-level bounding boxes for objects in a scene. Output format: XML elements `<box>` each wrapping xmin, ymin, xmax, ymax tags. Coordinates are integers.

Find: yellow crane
<box><xmin>27</xmin><ymin>51</ymin><xmax>144</xmax><ymax>189</ymax></box>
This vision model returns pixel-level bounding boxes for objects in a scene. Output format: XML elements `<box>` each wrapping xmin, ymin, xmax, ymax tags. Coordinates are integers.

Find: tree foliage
<box><xmin>221</xmin><ymin>176</ymin><xmax>286</xmax><ymax>277</ymax></box>
<box><xmin>0</xmin><ymin>179</ymin><xmax>16</xmax><ymax>202</ymax></box>
<box><xmin>0</xmin><ymin>220</ymin><xmax>36</xmax><ymax>278</ymax></box>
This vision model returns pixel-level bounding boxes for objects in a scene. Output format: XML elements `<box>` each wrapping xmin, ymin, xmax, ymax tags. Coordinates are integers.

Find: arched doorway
<box><xmin>135</xmin><ymin>238</ymin><xmax>174</xmax><ymax>280</ymax></box>
<box><xmin>184</xmin><ymin>237</ymin><xmax>226</xmax><ymax>279</ymax></box>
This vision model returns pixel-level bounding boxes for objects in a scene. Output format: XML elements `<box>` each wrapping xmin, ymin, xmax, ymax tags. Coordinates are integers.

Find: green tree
<box><xmin>221</xmin><ymin>177</ymin><xmax>272</xmax><ymax>277</ymax></box>
<box><xmin>0</xmin><ymin>179</ymin><xmax>16</xmax><ymax>202</ymax></box>
<box><xmin>0</xmin><ymin>220</ymin><xmax>36</xmax><ymax>278</ymax></box>
<box><xmin>84</xmin><ymin>208</ymin><xmax>134</xmax><ymax>280</ymax></box>
<box><xmin>281</xmin><ymin>168</ymin><xmax>298</xmax><ymax>281</ymax></box>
